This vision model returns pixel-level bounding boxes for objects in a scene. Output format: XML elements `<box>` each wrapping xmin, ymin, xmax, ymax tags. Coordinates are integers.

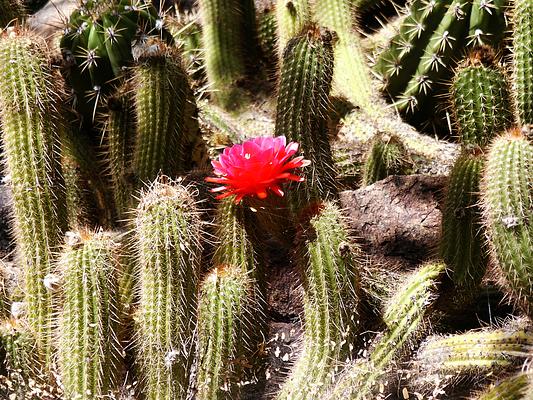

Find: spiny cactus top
<box><xmin>206</xmin><ymin>136</ymin><xmax>311</xmax><ymax>203</ymax></box>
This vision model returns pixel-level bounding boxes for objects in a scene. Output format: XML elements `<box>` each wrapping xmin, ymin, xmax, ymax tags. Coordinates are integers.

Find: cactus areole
<box><xmin>206</xmin><ymin>136</ymin><xmax>311</xmax><ymax>203</ymax></box>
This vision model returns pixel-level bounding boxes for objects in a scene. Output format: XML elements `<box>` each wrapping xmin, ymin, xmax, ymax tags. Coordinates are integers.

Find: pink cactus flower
<box><xmin>205</xmin><ymin>136</ymin><xmax>311</xmax><ymax>204</ymax></box>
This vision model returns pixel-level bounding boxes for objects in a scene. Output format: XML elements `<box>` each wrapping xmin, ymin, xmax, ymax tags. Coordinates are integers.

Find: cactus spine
<box><xmin>276</xmin><ymin>0</ymin><xmax>311</xmax><ymax>54</ymax></box>
<box><xmin>415</xmin><ymin>325</ymin><xmax>533</xmax><ymax>374</ymax></box>
<box><xmin>198</xmin><ymin>0</ymin><xmax>247</xmax><ymax>109</ymax></box>
<box><xmin>361</xmin><ymin>135</ymin><xmax>410</xmax><ymax>186</ymax></box>
<box><xmin>451</xmin><ymin>47</ymin><xmax>513</xmax><ymax>147</ymax></box>
<box><xmin>0</xmin><ymin>30</ymin><xmax>66</xmax><ymax>360</ymax></box>
<box><xmin>277</xmin><ymin>202</ymin><xmax>359</xmax><ymax>400</ymax></box>
<box><xmin>275</xmin><ymin>27</ymin><xmax>337</xmax><ymax>204</ymax></box>
<box><xmin>512</xmin><ymin>0</ymin><xmax>533</xmax><ymax>124</ymax></box>
<box><xmin>481</xmin><ymin>129</ymin><xmax>533</xmax><ymax>313</ymax></box>
<box><xmin>131</xmin><ymin>40</ymin><xmax>200</xmax><ymax>184</ymax></box>
<box><xmin>327</xmin><ymin>262</ymin><xmax>445</xmax><ymax>399</ymax></box>
<box><xmin>56</xmin><ymin>230</ymin><xmax>123</xmax><ymax>400</ymax></box>
<box><xmin>440</xmin><ymin>150</ymin><xmax>486</xmax><ymax>293</ymax></box>
<box><xmin>474</xmin><ymin>373</ymin><xmax>529</xmax><ymax>400</ymax></box>
<box><xmin>134</xmin><ymin>180</ymin><xmax>202</xmax><ymax>399</ymax></box>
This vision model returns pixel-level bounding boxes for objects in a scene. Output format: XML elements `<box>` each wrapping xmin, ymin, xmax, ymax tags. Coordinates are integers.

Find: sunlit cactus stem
<box><xmin>512</xmin><ymin>0</ymin><xmax>533</xmax><ymax>124</ymax></box>
<box><xmin>277</xmin><ymin>202</ymin><xmax>360</xmax><ymax>400</ymax></box>
<box><xmin>276</xmin><ymin>0</ymin><xmax>311</xmax><ymax>54</ymax></box>
<box><xmin>474</xmin><ymin>373</ymin><xmax>529</xmax><ymax>400</ymax></box>
<box><xmin>275</xmin><ymin>26</ymin><xmax>337</xmax><ymax>205</ymax></box>
<box><xmin>0</xmin><ymin>30</ymin><xmax>67</xmax><ymax>363</ymax></box>
<box><xmin>481</xmin><ymin>129</ymin><xmax>533</xmax><ymax>315</ymax></box>
<box><xmin>56</xmin><ymin>230</ymin><xmax>124</xmax><ymax>400</ymax></box>
<box><xmin>135</xmin><ymin>179</ymin><xmax>203</xmax><ymax>399</ymax></box>
<box><xmin>361</xmin><ymin>135</ymin><xmax>410</xmax><ymax>186</ymax></box>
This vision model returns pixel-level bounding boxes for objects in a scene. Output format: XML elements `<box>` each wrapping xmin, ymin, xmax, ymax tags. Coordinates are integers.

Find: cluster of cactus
<box><xmin>0</xmin><ymin>0</ymin><xmax>532</xmax><ymax>399</ymax></box>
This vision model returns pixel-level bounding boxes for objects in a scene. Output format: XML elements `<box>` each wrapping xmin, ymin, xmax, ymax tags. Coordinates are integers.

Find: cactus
<box><xmin>60</xmin><ymin>0</ymin><xmax>170</xmax><ymax>120</ymax></box>
<box><xmin>361</xmin><ymin>134</ymin><xmax>410</xmax><ymax>186</ymax></box>
<box><xmin>103</xmin><ymin>88</ymin><xmax>134</xmax><ymax>221</ymax></box>
<box><xmin>56</xmin><ymin>230</ymin><xmax>124</xmax><ymax>400</ymax></box>
<box><xmin>415</xmin><ymin>323</ymin><xmax>533</xmax><ymax>376</ymax></box>
<box><xmin>134</xmin><ymin>179</ymin><xmax>202</xmax><ymax>399</ymax></box>
<box><xmin>198</xmin><ymin>0</ymin><xmax>248</xmax><ymax>109</ymax></box>
<box><xmin>276</xmin><ymin>0</ymin><xmax>311</xmax><ymax>55</ymax></box>
<box><xmin>327</xmin><ymin>262</ymin><xmax>445</xmax><ymax>399</ymax></box>
<box><xmin>512</xmin><ymin>0</ymin><xmax>533</xmax><ymax>125</ymax></box>
<box><xmin>0</xmin><ymin>30</ymin><xmax>67</xmax><ymax>361</ymax></box>
<box><xmin>375</xmin><ymin>0</ymin><xmax>507</xmax><ymax>113</ymax></box>
<box><xmin>275</xmin><ymin>27</ymin><xmax>337</xmax><ymax>204</ymax></box>
<box><xmin>440</xmin><ymin>150</ymin><xmax>486</xmax><ymax>294</ymax></box>
<box><xmin>481</xmin><ymin>129</ymin><xmax>533</xmax><ymax>314</ymax></box>
<box><xmin>0</xmin><ymin>0</ymin><xmax>25</xmax><ymax>27</ymax></box>
<box><xmin>257</xmin><ymin>7</ymin><xmax>278</xmax><ymax>67</ymax></box>
<box><xmin>473</xmin><ymin>373</ymin><xmax>529</xmax><ymax>400</ymax></box>
<box><xmin>131</xmin><ymin>38</ymin><xmax>204</xmax><ymax>185</ymax></box>
<box><xmin>451</xmin><ymin>47</ymin><xmax>513</xmax><ymax>147</ymax></box>
<box><xmin>277</xmin><ymin>202</ymin><xmax>359</xmax><ymax>400</ymax></box>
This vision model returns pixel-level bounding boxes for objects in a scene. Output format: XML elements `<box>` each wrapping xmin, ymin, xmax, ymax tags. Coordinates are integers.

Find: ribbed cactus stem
<box><xmin>132</xmin><ymin>39</ymin><xmax>201</xmax><ymax>184</ymax></box>
<box><xmin>135</xmin><ymin>179</ymin><xmax>202</xmax><ymax>399</ymax></box>
<box><xmin>257</xmin><ymin>7</ymin><xmax>278</xmax><ymax>66</ymax></box>
<box><xmin>313</xmin><ymin>0</ymin><xmax>379</xmax><ymax>116</ymax></box>
<box><xmin>481</xmin><ymin>129</ymin><xmax>533</xmax><ymax>313</ymax></box>
<box><xmin>275</xmin><ymin>27</ymin><xmax>337</xmax><ymax>204</ymax></box>
<box><xmin>0</xmin><ymin>30</ymin><xmax>66</xmax><ymax>361</ymax></box>
<box><xmin>512</xmin><ymin>0</ymin><xmax>533</xmax><ymax>124</ymax></box>
<box><xmin>277</xmin><ymin>202</ymin><xmax>359</xmax><ymax>400</ymax></box>
<box><xmin>105</xmin><ymin>89</ymin><xmax>134</xmax><ymax>221</ymax></box>
<box><xmin>474</xmin><ymin>373</ymin><xmax>529</xmax><ymax>400</ymax></box>
<box><xmin>440</xmin><ymin>150</ymin><xmax>486</xmax><ymax>294</ymax></box>
<box><xmin>327</xmin><ymin>262</ymin><xmax>445</xmax><ymax>399</ymax></box>
<box><xmin>451</xmin><ymin>47</ymin><xmax>513</xmax><ymax>147</ymax></box>
<box><xmin>276</xmin><ymin>0</ymin><xmax>311</xmax><ymax>54</ymax></box>
<box><xmin>56</xmin><ymin>230</ymin><xmax>124</xmax><ymax>400</ymax></box>
<box><xmin>415</xmin><ymin>324</ymin><xmax>533</xmax><ymax>375</ymax></box>
<box><xmin>361</xmin><ymin>135</ymin><xmax>410</xmax><ymax>186</ymax></box>
<box><xmin>197</xmin><ymin>264</ymin><xmax>261</xmax><ymax>400</ymax></box>
<box><xmin>198</xmin><ymin>0</ymin><xmax>247</xmax><ymax>109</ymax></box>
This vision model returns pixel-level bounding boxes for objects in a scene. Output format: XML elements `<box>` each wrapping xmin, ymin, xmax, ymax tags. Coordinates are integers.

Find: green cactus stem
<box><xmin>277</xmin><ymin>202</ymin><xmax>360</xmax><ymax>400</ymax></box>
<box><xmin>313</xmin><ymin>0</ymin><xmax>380</xmax><ymax>116</ymax></box>
<box><xmin>440</xmin><ymin>150</ymin><xmax>486</xmax><ymax>294</ymax></box>
<box><xmin>103</xmin><ymin>88</ymin><xmax>134</xmax><ymax>221</ymax></box>
<box><xmin>257</xmin><ymin>7</ymin><xmax>278</xmax><ymax>68</ymax></box>
<box><xmin>474</xmin><ymin>373</ymin><xmax>529</xmax><ymax>400</ymax></box>
<box><xmin>0</xmin><ymin>0</ymin><xmax>25</xmax><ymax>27</ymax></box>
<box><xmin>451</xmin><ymin>47</ymin><xmax>513</xmax><ymax>147</ymax></box>
<box><xmin>134</xmin><ymin>179</ymin><xmax>202</xmax><ymax>399</ymax></box>
<box><xmin>0</xmin><ymin>30</ymin><xmax>67</xmax><ymax>361</ymax></box>
<box><xmin>481</xmin><ymin>129</ymin><xmax>533</xmax><ymax>314</ymax></box>
<box><xmin>415</xmin><ymin>323</ymin><xmax>533</xmax><ymax>376</ymax></box>
<box><xmin>56</xmin><ymin>230</ymin><xmax>124</xmax><ymax>400</ymax></box>
<box><xmin>275</xmin><ymin>27</ymin><xmax>337</xmax><ymax>205</ymax></box>
<box><xmin>198</xmin><ymin>0</ymin><xmax>248</xmax><ymax>109</ymax></box>
<box><xmin>196</xmin><ymin>263</ymin><xmax>262</xmax><ymax>400</ymax></box>
<box><xmin>512</xmin><ymin>0</ymin><xmax>533</xmax><ymax>125</ymax></box>
<box><xmin>276</xmin><ymin>0</ymin><xmax>311</xmax><ymax>55</ymax></box>
<box><xmin>327</xmin><ymin>262</ymin><xmax>445</xmax><ymax>399</ymax></box>
<box><xmin>131</xmin><ymin>38</ymin><xmax>205</xmax><ymax>185</ymax></box>
<box><xmin>361</xmin><ymin>134</ymin><xmax>411</xmax><ymax>186</ymax></box>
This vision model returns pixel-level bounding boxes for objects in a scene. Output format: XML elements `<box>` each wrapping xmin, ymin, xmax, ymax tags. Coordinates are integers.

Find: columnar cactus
<box><xmin>327</xmin><ymin>262</ymin><xmax>445</xmax><ymax>399</ymax></box>
<box><xmin>481</xmin><ymin>129</ymin><xmax>533</xmax><ymax>314</ymax></box>
<box><xmin>257</xmin><ymin>7</ymin><xmax>278</xmax><ymax>67</ymax></box>
<box><xmin>56</xmin><ymin>230</ymin><xmax>124</xmax><ymax>400</ymax></box>
<box><xmin>277</xmin><ymin>202</ymin><xmax>360</xmax><ymax>400</ymax></box>
<box><xmin>134</xmin><ymin>179</ymin><xmax>203</xmax><ymax>399</ymax></box>
<box><xmin>0</xmin><ymin>30</ymin><xmax>66</xmax><ymax>361</ymax></box>
<box><xmin>276</xmin><ymin>0</ymin><xmax>311</xmax><ymax>54</ymax></box>
<box><xmin>474</xmin><ymin>373</ymin><xmax>529</xmax><ymax>400</ymax></box>
<box><xmin>512</xmin><ymin>0</ymin><xmax>533</xmax><ymax>125</ymax></box>
<box><xmin>275</xmin><ymin>27</ymin><xmax>337</xmax><ymax>204</ymax></box>
<box><xmin>361</xmin><ymin>135</ymin><xmax>410</xmax><ymax>186</ymax></box>
<box><xmin>451</xmin><ymin>47</ymin><xmax>513</xmax><ymax>147</ymax></box>
<box><xmin>415</xmin><ymin>323</ymin><xmax>533</xmax><ymax>375</ymax></box>
<box><xmin>131</xmin><ymin>39</ymin><xmax>203</xmax><ymax>184</ymax></box>
<box><xmin>198</xmin><ymin>0</ymin><xmax>248</xmax><ymax>108</ymax></box>
<box><xmin>440</xmin><ymin>150</ymin><xmax>486</xmax><ymax>294</ymax></box>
